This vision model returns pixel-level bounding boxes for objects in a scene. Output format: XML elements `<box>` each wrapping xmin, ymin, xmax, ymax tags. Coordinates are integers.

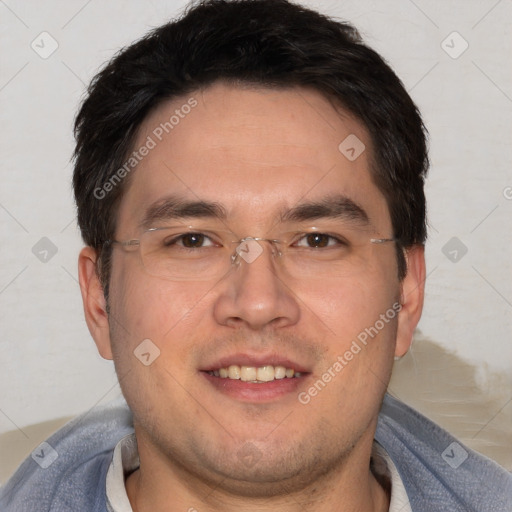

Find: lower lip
<box><xmin>201</xmin><ymin>372</ymin><xmax>307</xmax><ymax>402</ymax></box>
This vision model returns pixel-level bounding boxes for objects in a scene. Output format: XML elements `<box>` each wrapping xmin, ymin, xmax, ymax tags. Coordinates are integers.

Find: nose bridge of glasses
<box><xmin>231</xmin><ymin>236</ymin><xmax>282</xmax><ymax>266</ymax></box>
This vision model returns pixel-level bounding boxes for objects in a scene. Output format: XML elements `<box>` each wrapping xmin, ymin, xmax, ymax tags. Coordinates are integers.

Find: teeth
<box><xmin>274</xmin><ymin>366</ymin><xmax>286</xmax><ymax>379</ymax></box>
<box><xmin>208</xmin><ymin>364</ymin><xmax>302</xmax><ymax>382</ymax></box>
<box><xmin>256</xmin><ymin>366</ymin><xmax>274</xmax><ymax>382</ymax></box>
<box><xmin>228</xmin><ymin>365</ymin><xmax>241</xmax><ymax>379</ymax></box>
<box><xmin>240</xmin><ymin>366</ymin><xmax>257</xmax><ymax>382</ymax></box>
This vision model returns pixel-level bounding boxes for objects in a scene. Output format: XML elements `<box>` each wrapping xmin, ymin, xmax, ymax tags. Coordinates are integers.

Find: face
<box><xmin>80</xmin><ymin>82</ymin><xmax>424</xmax><ymax>497</ymax></box>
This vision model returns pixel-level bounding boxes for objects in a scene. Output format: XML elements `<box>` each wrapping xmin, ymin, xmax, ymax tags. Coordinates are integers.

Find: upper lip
<box><xmin>201</xmin><ymin>352</ymin><xmax>311</xmax><ymax>373</ymax></box>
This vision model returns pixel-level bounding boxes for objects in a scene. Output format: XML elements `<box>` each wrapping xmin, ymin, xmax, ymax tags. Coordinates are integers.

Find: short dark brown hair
<box><xmin>73</xmin><ymin>0</ymin><xmax>428</xmax><ymax>298</ymax></box>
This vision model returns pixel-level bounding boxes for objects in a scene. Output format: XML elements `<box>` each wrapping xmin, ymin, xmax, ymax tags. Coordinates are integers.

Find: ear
<box><xmin>395</xmin><ymin>245</ymin><xmax>425</xmax><ymax>358</ymax></box>
<box><xmin>78</xmin><ymin>247</ymin><xmax>113</xmax><ymax>360</ymax></box>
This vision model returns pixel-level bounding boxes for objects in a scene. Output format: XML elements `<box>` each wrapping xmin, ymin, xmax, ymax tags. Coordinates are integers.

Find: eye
<box><xmin>165</xmin><ymin>233</ymin><xmax>216</xmax><ymax>249</ymax></box>
<box><xmin>295</xmin><ymin>233</ymin><xmax>343</xmax><ymax>249</ymax></box>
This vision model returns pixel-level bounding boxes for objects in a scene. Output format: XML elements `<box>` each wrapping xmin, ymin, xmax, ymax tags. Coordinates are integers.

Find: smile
<box><xmin>207</xmin><ymin>364</ymin><xmax>303</xmax><ymax>382</ymax></box>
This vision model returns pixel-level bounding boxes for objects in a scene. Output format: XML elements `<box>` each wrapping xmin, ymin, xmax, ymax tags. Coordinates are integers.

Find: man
<box><xmin>1</xmin><ymin>0</ymin><xmax>510</xmax><ymax>510</ymax></box>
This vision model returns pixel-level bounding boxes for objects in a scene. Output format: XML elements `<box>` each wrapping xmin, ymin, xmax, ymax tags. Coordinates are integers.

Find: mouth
<box><xmin>200</xmin><ymin>355</ymin><xmax>310</xmax><ymax>402</ymax></box>
<box><xmin>206</xmin><ymin>364</ymin><xmax>303</xmax><ymax>383</ymax></box>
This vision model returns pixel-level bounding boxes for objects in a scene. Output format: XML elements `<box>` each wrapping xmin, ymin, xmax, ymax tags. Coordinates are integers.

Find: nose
<box><xmin>213</xmin><ymin>238</ymin><xmax>301</xmax><ymax>331</ymax></box>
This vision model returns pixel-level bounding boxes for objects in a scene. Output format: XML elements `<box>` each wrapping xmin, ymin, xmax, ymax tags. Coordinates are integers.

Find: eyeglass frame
<box><xmin>102</xmin><ymin>225</ymin><xmax>397</xmax><ymax>281</ymax></box>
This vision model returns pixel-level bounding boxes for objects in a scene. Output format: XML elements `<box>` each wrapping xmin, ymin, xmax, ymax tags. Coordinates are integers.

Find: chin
<box><xmin>182</xmin><ymin>434</ymin><xmax>349</xmax><ymax>499</ymax></box>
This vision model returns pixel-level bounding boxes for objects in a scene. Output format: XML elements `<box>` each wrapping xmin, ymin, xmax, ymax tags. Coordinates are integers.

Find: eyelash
<box><xmin>163</xmin><ymin>232</ymin><xmax>348</xmax><ymax>249</ymax></box>
<box><xmin>293</xmin><ymin>232</ymin><xmax>348</xmax><ymax>248</ymax></box>
<box><xmin>164</xmin><ymin>233</ymin><xmax>216</xmax><ymax>248</ymax></box>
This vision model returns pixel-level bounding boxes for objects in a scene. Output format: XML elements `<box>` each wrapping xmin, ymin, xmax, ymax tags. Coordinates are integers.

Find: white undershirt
<box><xmin>106</xmin><ymin>434</ymin><xmax>139</xmax><ymax>512</ymax></box>
<box><xmin>106</xmin><ymin>434</ymin><xmax>411</xmax><ymax>512</ymax></box>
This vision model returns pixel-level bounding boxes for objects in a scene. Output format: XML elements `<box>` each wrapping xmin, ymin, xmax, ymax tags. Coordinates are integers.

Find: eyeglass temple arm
<box><xmin>370</xmin><ymin>238</ymin><xmax>396</xmax><ymax>244</ymax></box>
<box><xmin>105</xmin><ymin>239</ymin><xmax>141</xmax><ymax>247</ymax></box>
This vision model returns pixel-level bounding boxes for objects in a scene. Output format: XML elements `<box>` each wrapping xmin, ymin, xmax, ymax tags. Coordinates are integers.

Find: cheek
<box><xmin>303</xmin><ymin>269</ymin><xmax>399</xmax><ymax>340</ymax></box>
<box><xmin>303</xmin><ymin>267</ymin><xmax>400</xmax><ymax>404</ymax></box>
<box><xmin>107</xmin><ymin>264</ymin><xmax>220</xmax><ymax>384</ymax></box>
<box><xmin>110</xmin><ymin>259</ymin><xmax>204</xmax><ymax>340</ymax></box>
<box><xmin>106</xmin><ymin>271</ymin><xmax>211</xmax><ymax>416</ymax></box>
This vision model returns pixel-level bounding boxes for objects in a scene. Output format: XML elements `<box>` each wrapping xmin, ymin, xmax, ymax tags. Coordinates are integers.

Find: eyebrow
<box><xmin>140</xmin><ymin>194</ymin><xmax>369</xmax><ymax>229</ymax></box>
<box><xmin>280</xmin><ymin>195</ymin><xmax>369</xmax><ymax>225</ymax></box>
<box><xmin>140</xmin><ymin>196</ymin><xmax>227</xmax><ymax>229</ymax></box>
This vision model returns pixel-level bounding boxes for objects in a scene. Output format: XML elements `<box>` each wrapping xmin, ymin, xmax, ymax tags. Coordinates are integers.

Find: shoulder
<box><xmin>376</xmin><ymin>393</ymin><xmax>512</xmax><ymax>512</ymax></box>
<box><xmin>0</xmin><ymin>397</ymin><xmax>134</xmax><ymax>512</ymax></box>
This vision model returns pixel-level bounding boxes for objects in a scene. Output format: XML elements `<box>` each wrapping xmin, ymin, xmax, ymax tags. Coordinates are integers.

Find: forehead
<box><xmin>116</xmin><ymin>82</ymin><xmax>390</xmax><ymax>233</ymax></box>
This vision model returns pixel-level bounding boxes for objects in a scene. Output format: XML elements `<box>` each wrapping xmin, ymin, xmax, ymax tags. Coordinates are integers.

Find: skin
<box><xmin>79</xmin><ymin>82</ymin><xmax>425</xmax><ymax>512</ymax></box>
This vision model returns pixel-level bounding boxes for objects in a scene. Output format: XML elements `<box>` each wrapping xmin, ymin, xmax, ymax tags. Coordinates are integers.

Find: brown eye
<box><xmin>305</xmin><ymin>233</ymin><xmax>330</xmax><ymax>248</ymax></box>
<box><xmin>181</xmin><ymin>233</ymin><xmax>207</xmax><ymax>248</ymax></box>
<box><xmin>294</xmin><ymin>232</ymin><xmax>348</xmax><ymax>249</ymax></box>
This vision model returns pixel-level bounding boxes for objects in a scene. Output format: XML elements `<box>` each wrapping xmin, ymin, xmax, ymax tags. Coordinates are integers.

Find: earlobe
<box><xmin>78</xmin><ymin>247</ymin><xmax>113</xmax><ymax>360</ymax></box>
<box><xmin>395</xmin><ymin>245</ymin><xmax>426</xmax><ymax>358</ymax></box>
